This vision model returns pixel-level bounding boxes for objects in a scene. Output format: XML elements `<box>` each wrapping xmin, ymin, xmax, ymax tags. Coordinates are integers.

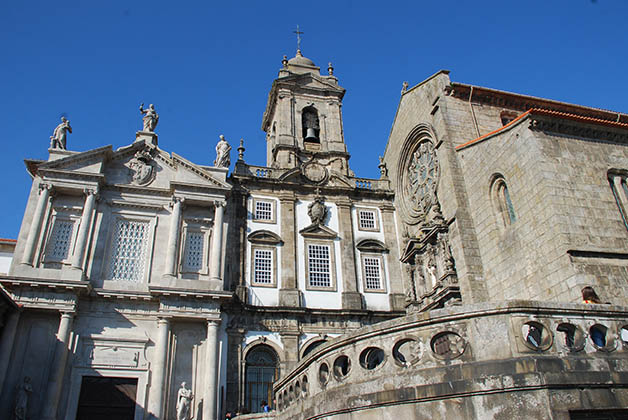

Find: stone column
<box><xmin>163</xmin><ymin>197</ymin><xmax>184</xmax><ymax>277</ymax></box>
<box><xmin>278</xmin><ymin>192</ymin><xmax>300</xmax><ymax>307</ymax></box>
<box><xmin>71</xmin><ymin>188</ymin><xmax>98</xmax><ymax>270</ymax></box>
<box><xmin>41</xmin><ymin>312</ymin><xmax>74</xmax><ymax>420</ymax></box>
<box><xmin>22</xmin><ymin>183</ymin><xmax>52</xmax><ymax>266</ymax></box>
<box><xmin>147</xmin><ymin>317</ymin><xmax>170</xmax><ymax>419</ymax></box>
<box><xmin>225</xmin><ymin>328</ymin><xmax>244</xmax><ymax>415</ymax></box>
<box><xmin>381</xmin><ymin>205</ymin><xmax>406</xmax><ymax>311</ymax></box>
<box><xmin>336</xmin><ymin>199</ymin><xmax>362</xmax><ymax>310</ymax></box>
<box><xmin>0</xmin><ymin>310</ymin><xmax>20</xmax><ymax>395</ymax></box>
<box><xmin>204</xmin><ymin>319</ymin><xmax>221</xmax><ymax>420</ymax></box>
<box><xmin>209</xmin><ymin>201</ymin><xmax>225</xmax><ymax>282</ymax></box>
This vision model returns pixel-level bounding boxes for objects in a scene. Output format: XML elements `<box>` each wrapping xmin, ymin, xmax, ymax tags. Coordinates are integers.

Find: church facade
<box><xmin>0</xmin><ymin>49</ymin><xmax>628</xmax><ymax>420</ymax></box>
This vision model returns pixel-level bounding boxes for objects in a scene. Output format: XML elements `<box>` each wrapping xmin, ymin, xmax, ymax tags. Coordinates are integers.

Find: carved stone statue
<box><xmin>139</xmin><ymin>103</ymin><xmax>159</xmax><ymax>132</ymax></box>
<box><xmin>439</xmin><ymin>232</ymin><xmax>455</xmax><ymax>272</ymax></box>
<box><xmin>403</xmin><ymin>264</ymin><xmax>417</xmax><ymax>303</ymax></box>
<box><xmin>426</xmin><ymin>255</ymin><xmax>438</xmax><ymax>288</ymax></box>
<box><xmin>307</xmin><ymin>194</ymin><xmax>327</xmax><ymax>225</ymax></box>
<box><xmin>50</xmin><ymin>116</ymin><xmax>72</xmax><ymax>150</ymax></box>
<box><xmin>176</xmin><ymin>382</ymin><xmax>193</xmax><ymax>420</ymax></box>
<box><xmin>214</xmin><ymin>135</ymin><xmax>231</xmax><ymax>168</ymax></box>
<box><xmin>14</xmin><ymin>376</ymin><xmax>32</xmax><ymax>420</ymax></box>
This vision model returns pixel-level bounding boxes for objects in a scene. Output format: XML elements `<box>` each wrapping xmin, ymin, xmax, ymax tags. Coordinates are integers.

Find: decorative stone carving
<box><xmin>128</xmin><ymin>149</ymin><xmax>155</xmax><ymax>186</ymax></box>
<box><xmin>378</xmin><ymin>156</ymin><xmax>387</xmax><ymax>178</ymax></box>
<box><xmin>14</xmin><ymin>376</ymin><xmax>32</xmax><ymax>420</ymax></box>
<box><xmin>426</xmin><ymin>254</ymin><xmax>438</xmax><ymax>288</ymax></box>
<box><xmin>439</xmin><ymin>232</ymin><xmax>455</xmax><ymax>272</ymax></box>
<box><xmin>176</xmin><ymin>382</ymin><xmax>193</xmax><ymax>420</ymax></box>
<box><xmin>403</xmin><ymin>264</ymin><xmax>417</xmax><ymax>303</ymax></box>
<box><xmin>214</xmin><ymin>135</ymin><xmax>231</xmax><ymax>168</ymax></box>
<box><xmin>50</xmin><ymin>116</ymin><xmax>72</xmax><ymax>150</ymax></box>
<box><xmin>407</xmin><ymin>141</ymin><xmax>439</xmax><ymax>215</ymax></box>
<box><xmin>302</xmin><ymin>161</ymin><xmax>328</xmax><ymax>184</ymax></box>
<box><xmin>307</xmin><ymin>193</ymin><xmax>327</xmax><ymax>226</ymax></box>
<box><xmin>139</xmin><ymin>103</ymin><xmax>159</xmax><ymax>132</ymax></box>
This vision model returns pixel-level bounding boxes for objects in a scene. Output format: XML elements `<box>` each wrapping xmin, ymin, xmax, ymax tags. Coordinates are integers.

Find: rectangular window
<box><xmin>253</xmin><ymin>199</ymin><xmax>275</xmax><ymax>223</ymax></box>
<box><xmin>253</xmin><ymin>249</ymin><xmax>273</xmax><ymax>284</ymax></box>
<box><xmin>363</xmin><ymin>257</ymin><xmax>382</xmax><ymax>290</ymax></box>
<box><xmin>107</xmin><ymin>219</ymin><xmax>150</xmax><ymax>282</ymax></box>
<box><xmin>46</xmin><ymin>219</ymin><xmax>76</xmax><ymax>262</ymax></box>
<box><xmin>357</xmin><ymin>208</ymin><xmax>379</xmax><ymax>231</ymax></box>
<box><xmin>308</xmin><ymin>244</ymin><xmax>331</xmax><ymax>288</ymax></box>
<box><xmin>183</xmin><ymin>231</ymin><xmax>205</xmax><ymax>272</ymax></box>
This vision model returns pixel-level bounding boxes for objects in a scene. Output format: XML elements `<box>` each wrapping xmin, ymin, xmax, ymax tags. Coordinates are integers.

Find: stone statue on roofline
<box><xmin>214</xmin><ymin>134</ymin><xmax>231</xmax><ymax>168</ymax></box>
<box><xmin>50</xmin><ymin>116</ymin><xmax>72</xmax><ymax>149</ymax></box>
<box><xmin>139</xmin><ymin>103</ymin><xmax>159</xmax><ymax>132</ymax></box>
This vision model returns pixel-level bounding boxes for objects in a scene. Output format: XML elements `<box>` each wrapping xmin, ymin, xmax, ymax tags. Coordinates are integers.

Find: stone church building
<box><xmin>1</xmin><ymin>48</ymin><xmax>628</xmax><ymax>420</ymax></box>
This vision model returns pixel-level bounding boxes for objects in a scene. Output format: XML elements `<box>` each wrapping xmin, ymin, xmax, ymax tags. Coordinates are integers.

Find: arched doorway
<box><xmin>245</xmin><ymin>344</ymin><xmax>279</xmax><ymax>412</ymax></box>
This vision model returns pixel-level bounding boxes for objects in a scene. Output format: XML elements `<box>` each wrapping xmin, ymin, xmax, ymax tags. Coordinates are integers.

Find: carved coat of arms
<box><xmin>129</xmin><ymin>150</ymin><xmax>155</xmax><ymax>186</ymax></box>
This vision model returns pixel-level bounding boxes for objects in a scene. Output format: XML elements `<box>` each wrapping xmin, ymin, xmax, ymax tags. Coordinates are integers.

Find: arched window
<box><xmin>245</xmin><ymin>345</ymin><xmax>279</xmax><ymax>413</ymax></box>
<box><xmin>491</xmin><ymin>175</ymin><xmax>516</xmax><ymax>227</ymax></box>
<box><xmin>302</xmin><ymin>106</ymin><xmax>320</xmax><ymax>142</ymax></box>
<box><xmin>302</xmin><ymin>339</ymin><xmax>327</xmax><ymax>359</ymax></box>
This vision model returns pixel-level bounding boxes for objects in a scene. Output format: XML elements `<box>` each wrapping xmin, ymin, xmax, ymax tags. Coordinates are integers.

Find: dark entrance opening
<box><xmin>570</xmin><ymin>409</ymin><xmax>628</xmax><ymax>420</ymax></box>
<box><xmin>76</xmin><ymin>376</ymin><xmax>137</xmax><ymax>420</ymax></box>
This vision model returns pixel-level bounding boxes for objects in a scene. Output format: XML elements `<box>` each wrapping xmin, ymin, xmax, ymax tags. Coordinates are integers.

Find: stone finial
<box><xmin>237</xmin><ymin>138</ymin><xmax>245</xmax><ymax>161</ymax></box>
<box><xmin>402</xmin><ymin>81</ymin><xmax>409</xmax><ymax>93</ymax></box>
<box><xmin>50</xmin><ymin>116</ymin><xmax>72</xmax><ymax>150</ymax></box>
<box><xmin>282</xmin><ymin>55</ymin><xmax>288</xmax><ymax>68</ymax></box>
<box><xmin>139</xmin><ymin>103</ymin><xmax>159</xmax><ymax>132</ymax></box>
<box><xmin>214</xmin><ymin>135</ymin><xmax>231</xmax><ymax>168</ymax></box>
<box><xmin>328</xmin><ymin>62</ymin><xmax>334</xmax><ymax>76</ymax></box>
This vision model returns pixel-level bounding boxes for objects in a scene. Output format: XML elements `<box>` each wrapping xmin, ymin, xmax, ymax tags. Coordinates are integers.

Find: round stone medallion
<box><xmin>303</xmin><ymin>161</ymin><xmax>328</xmax><ymax>184</ymax></box>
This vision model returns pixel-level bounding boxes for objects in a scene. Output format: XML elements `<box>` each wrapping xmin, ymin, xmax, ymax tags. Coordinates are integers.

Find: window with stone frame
<box><xmin>305</xmin><ymin>241</ymin><xmax>336</xmax><ymax>290</ymax></box>
<box><xmin>361</xmin><ymin>254</ymin><xmax>386</xmax><ymax>292</ymax></box>
<box><xmin>106</xmin><ymin>218</ymin><xmax>151</xmax><ymax>282</ymax></box>
<box><xmin>609</xmin><ymin>170</ymin><xmax>628</xmax><ymax>231</ymax></box>
<box><xmin>490</xmin><ymin>175</ymin><xmax>516</xmax><ymax>228</ymax></box>
<box><xmin>43</xmin><ymin>213</ymin><xmax>79</xmax><ymax>264</ymax></box>
<box><xmin>251</xmin><ymin>246</ymin><xmax>276</xmax><ymax>287</ymax></box>
<box><xmin>253</xmin><ymin>199</ymin><xmax>276</xmax><ymax>223</ymax></box>
<box><xmin>357</xmin><ymin>208</ymin><xmax>379</xmax><ymax>232</ymax></box>
<box><xmin>180</xmin><ymin>224</ymin><xmax>210</xmax><ymax>274</ymax></box>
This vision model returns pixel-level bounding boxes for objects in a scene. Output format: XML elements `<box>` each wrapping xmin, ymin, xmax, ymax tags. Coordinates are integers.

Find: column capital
<box><xmin>60</xmin><ymin>311</ymin><xmax>75</xmax><ymax>319</ymax></box>
<box><xmin>206</xmin><ymin>318</ymin><xmax>222</xmax><ymax>327</ymax></box>
<box><xmin>157</xmin><ymin>316</ymin><xmax>172</xmax><ymax>325</ymax></box>
<box><xmin>379</xmin><ymin>204</ymin><xmax>395</xmax><ymax>213</ymax></box>
<box><xmin>334</xmin><ymin>198</ymin><xmax>353</xmax><ymax>208</ymax></box>
<box><xmin>278</xmin><ymin>192</ymin><xmax>296</xmax><ymax>203</ymax></box>
<box><xmin>83</xmin><ymin>187</ymin><xmax>99</xmax><ymax>197</ymax></box>
<box><xmin>38</xmin><ymin>182</ymin><xmax>52</xmax><ymax>194</ymax></box>
<box><xmin>169</xmin><ymin>196</ymin><xmax>185</xmax><ymax>208</ymax></box>
<box><xmin>213</xmin><ymin>199</ymin><xmax>226</xmax><ymax>208</ymax></box>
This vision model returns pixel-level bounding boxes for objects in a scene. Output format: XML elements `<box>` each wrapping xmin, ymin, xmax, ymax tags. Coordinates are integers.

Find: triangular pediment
<box><xmin>278</xmin><ymin>73</ymin><xmax>345</xmax><ymax>93</ymax></box>
<box><xmin>299</xmin><ymin>224</ymin><xmax>338</xmax><ymax>239</ymax></box>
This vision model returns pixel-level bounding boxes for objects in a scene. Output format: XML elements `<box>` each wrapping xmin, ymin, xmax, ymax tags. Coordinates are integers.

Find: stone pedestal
<box><xmin>278</xmin><ymin>289</ymin><xmax>301</xmax><ymax>307</ymax></box>
<box><xmin>341</xmin><ymin>292</ymin><xmax>363</xmax><ymax>310</ymax></box>
<box><xmin>136</xmin><ymin>131</ymin><xmax>158</xmax><ymax>146</ymax></box>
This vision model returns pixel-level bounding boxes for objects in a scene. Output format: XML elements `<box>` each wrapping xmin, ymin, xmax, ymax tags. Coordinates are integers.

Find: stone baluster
<box><xmin>21</xmin><ymin>183</ymin><xmax>52</xmax><ymax>266</ymax></box>
<box><xmin>71</xmin><ymin>188</ymin><xmax>98</xmax><ymax>270</ymax></box>
<box><xmin>41</xmin><ymin>312</ymin><xmax>74</xmax><ymax>420</ymax></box>
<box><xmin>164</xmin><ymin>197</ymin><xmax>184</xmax><ymax>277</ymax></box>
<box><xmin>147</xmin><ymin>317</ymin><xmax>170</xmax><ymax>419</ymax></box>
<box><xmin>209</xmin><ymin>201</ymin><xmax>225</xmax><ymax>282</ymax></box>
<box><xmin>203</xmin><ymin>319</ymin><xmax>221</xmax><ymax>420</ymax></box>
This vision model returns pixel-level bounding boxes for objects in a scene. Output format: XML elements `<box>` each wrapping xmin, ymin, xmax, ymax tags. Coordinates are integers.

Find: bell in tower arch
<box><xmin>302</xmin><ymin>106</ymin><xmax>320</xmax><ymax>142</ymax></box>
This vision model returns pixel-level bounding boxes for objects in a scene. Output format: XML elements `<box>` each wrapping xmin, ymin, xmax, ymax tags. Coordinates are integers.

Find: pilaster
<box><xmin>204</xmin><ymin>319</ymin><xmax>221</xmax><ymax>420</ymax></box>
<box><xmin>163</xmin><ymin>197</ymin><xmax>184</xmax><ymax>278</ymax></box>
<box><xmin>335</xmin><ymin>199</ymin><xmax>362</xmax><ymax>310</ymax></box>
<box><xmin>41</xmin><ymin>311</ymin><xmax>74</xmax><ymax>420</ymax></box>
<box><xmin>278</xmin><ymin>192</ymin><xmax>301</xmax><ymax>307</ymax></box>
<box><xmin>380</xmin><ymin>205</ymin><xmax>405</xmax><ymax>311</ymax></box>
<box><xmin>22</xmin><ymin>182</ymin><xmax>52</xmax><ymax>266</ymax></box>
<box><xmin>209</xmin><ymin>201</ymin><xmax>226</xmax><ymax>282</ymax></box>
<box><xmin>147</xmin><ymin>317</ymin><xmax>170</xmax><ymax>419</ymax></box>
<box><xmin>71</xmin><ymin>188</ymin><xmax>98</xmax><ymax>271</ymax></box>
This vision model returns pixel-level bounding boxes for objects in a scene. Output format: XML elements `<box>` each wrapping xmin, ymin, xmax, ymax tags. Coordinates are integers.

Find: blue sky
<box><xmin>0</xmin><ymin>0</ymin><xmax>626</xmax><ymax>239</ymax></box>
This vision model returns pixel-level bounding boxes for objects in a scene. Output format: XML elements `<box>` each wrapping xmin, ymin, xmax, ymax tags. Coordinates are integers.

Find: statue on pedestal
<box><xmin>50</xmin><ymin>116</ymin><xmax>72</xmax><ymax>149</ymax></box>
<box><xmin>139</xmin><ymin>103</ymin><xmax>159</xmax><ymax>132</ymax></box>
<box><xmin>14</xmin><ymin>376</ymin><xmax>32</xmax><ymax>420</ymax></box>
<box><xmin>214</xmin><ymin>135</ymin><xmax>231</xmax><ymax>168</ymax></box>
<box><xmin>176</xmin><ymin>382</ymin><xmax>193</xmax><ymax>420</ymax></box>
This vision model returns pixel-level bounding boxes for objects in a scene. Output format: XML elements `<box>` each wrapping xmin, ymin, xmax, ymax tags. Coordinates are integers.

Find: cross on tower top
<box><xmin>293</xmin><ymin>25</ymin><xmax>304</xmax><ymax>52</ymax></box>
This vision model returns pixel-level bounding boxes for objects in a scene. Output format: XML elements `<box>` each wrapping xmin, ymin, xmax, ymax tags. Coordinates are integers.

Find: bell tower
<box><xmin>261</xmin><ymin>50</ymin><xmax>351</xmax><ymax>175</ymax></box>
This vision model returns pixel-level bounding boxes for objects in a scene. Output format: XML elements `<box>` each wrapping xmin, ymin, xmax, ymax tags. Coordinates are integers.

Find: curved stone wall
<box><xmin>273</xmin><ymin>301</ymin><xmax>628</xmax><ymax>420</ymax></box>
